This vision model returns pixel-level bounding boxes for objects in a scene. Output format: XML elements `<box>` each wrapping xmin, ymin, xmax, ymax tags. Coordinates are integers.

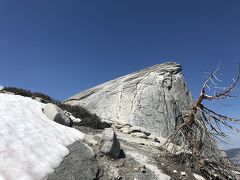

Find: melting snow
<box><xmin>0</xmin><ymin>94</ymin><xmax>85</xmax><ymax>180</ymax></box>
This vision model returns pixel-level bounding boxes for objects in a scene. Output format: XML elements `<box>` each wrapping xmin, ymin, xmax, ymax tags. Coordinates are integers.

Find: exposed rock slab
<box><xmin>47</xmin><ymin>141</ymin><xmax>99</xmax><ymax>180</ymax></box>
<box><xmin>65</xmin><ymin>62</ymin><xmax>193</xmax><ymax>137</ymax></box>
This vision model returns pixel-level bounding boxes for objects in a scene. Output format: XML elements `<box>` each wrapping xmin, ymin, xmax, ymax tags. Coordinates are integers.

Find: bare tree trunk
<box><xmin>163</xmin><ymin>63</ymin><xmax>240</xmax><ymax>163</ymax></box>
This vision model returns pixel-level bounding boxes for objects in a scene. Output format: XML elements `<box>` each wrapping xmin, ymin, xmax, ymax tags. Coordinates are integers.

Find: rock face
<box><xmin>65</xmin><ymin>62</ymin><xmax>193</xmax><ymax>137</ymax></box>
<box><xmin>43</xmin><ymin>103</ymin><xmax>72</xmax><ymax>126</ymax></box>
<box><xmin>47</xmin><ymin>141</ymin><xmax>99</xmax><ymax>180</ymax></box>
<box><xmin>99</xmin><ymin>128</ymin><xmax>120</xmax><ymax>159</ymax></box>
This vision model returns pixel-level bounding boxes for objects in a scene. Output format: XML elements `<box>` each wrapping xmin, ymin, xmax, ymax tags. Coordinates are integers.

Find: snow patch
<box><xmin>0</xmin><ymin>94</ymin><xmax>85</xmax><ymax>180</ymax></box>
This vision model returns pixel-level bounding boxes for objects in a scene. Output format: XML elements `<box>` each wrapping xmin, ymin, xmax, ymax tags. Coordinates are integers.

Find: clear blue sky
<box><xmin>0</xmin><ymin>0</ymin><xmax>239</xmax><ymax>148</ymax></box>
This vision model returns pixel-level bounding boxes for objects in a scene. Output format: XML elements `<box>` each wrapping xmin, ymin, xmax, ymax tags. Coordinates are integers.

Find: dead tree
<box><xmin>163</xmin><ymin>63</ymin><xmax>240</xmax><ymax>161</ymax></box>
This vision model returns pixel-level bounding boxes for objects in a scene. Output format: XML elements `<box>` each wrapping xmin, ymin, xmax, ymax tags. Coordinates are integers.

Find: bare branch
<box><xmin>201</xmin><ymin>62</ymin><xmax>221</xmax><ymax>94</ymax></box>
<box><xmin>204</xmin><ymin>64</ymin><xmax>240</xmax><ymax>100</ymax></box>
<box><xmin>163</xmin><ymin>63</ymin><xmax>240</xmax><ymax>168</ymax></box>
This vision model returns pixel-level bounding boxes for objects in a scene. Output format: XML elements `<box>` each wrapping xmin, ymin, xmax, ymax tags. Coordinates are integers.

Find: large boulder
<box><xmin>99</xmin><ymin>128</ymin><xmax>120</xmax><ymax>159</ymax></box>
<box><xmin>65</xmin><ymin>62</ymin><xmax>193</xmax><ymax>137</ymax></box>
<box><xmin>43</xmin><ymin>103</ymin><xmax>72</xmax><ymax>126</ymax></box>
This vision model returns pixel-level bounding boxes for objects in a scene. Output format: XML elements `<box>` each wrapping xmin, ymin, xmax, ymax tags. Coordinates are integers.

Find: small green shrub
<box><xmin>32</xmin><ymin>92</ymin><xmax>54</xmax><ymax>103</ymax></box>
<box><xmin>3</xmin><ymin>87</ymin><xmax>32</xmax><ymax>97</ymax></box>
<box><xmin>3</xmin><ymin>86</ymin><xmax>110</xmax><ymax>129</ymax></box>
<box><xmin>3</xmin><ymin>87</ymin><xmax>60</xmax><ymax>104</ymax></box>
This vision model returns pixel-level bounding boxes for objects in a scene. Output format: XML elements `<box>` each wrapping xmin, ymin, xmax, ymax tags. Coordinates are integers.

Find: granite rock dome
<box><xmin>65</xmin><ymin>62</ymin><xmax>193</xmax><ymax>137</ymax></box>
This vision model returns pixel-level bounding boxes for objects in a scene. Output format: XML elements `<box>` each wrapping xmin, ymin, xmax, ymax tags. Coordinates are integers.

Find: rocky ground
<box><xmin>47</xmin><ymin>122</ymin><xmax>230</xmax><ymax>180</ymax></box>
<box><xmin>59</xmin><ymin>62</ymin><xmax>240</xmax><ymax>180</ymax></box>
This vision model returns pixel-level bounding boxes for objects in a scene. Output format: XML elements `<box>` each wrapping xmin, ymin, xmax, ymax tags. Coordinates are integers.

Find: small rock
<box><xmin>193</xmin><ymin>173</ymin><xmax>206</xmax><ymax>180</ymax></box>
<box><xmin>99</xmin><ymin>128</ymin><xmax>120</xmax><ymax>159</ymax></box>
<box><xmin>134</xmin><ymin>165</ymin><xmax>146</xmax><ymax>173</ymax></box>
<box><xmin>213</xmin><ymin>174</ymin><xmax>219</xmax><ymax>178</ymax></box>
<box><xmin>84</xmin><ymin>135</ymin><xmax>98</xmax><ymax>146</ymax></box>
<box><xmin>153</xmin><ymin>138</ymin><xmax>160</xmax><ymax>143</ymax></box>
<box><xmin>181</xmin><ymin>172</ymin><xmax>186</xmax><ymax>176</ymax></box>
<box><xmin>108</xmin><ymin>166</ymin><xmax>122</xmax><ymax>180</ymax></box>
<box><xmin>114</xmin><ymin>123</ymin><xmax>124</xmax><ymax>129</ymax></box>
<box><xmin>140</xmin><ymin>165</ymin><xmax>146</xmax><ymax>173</ymax></box>
<box><xmin>121</xmin><ymin>127</ymin><xmax>132</xmax><ymax>134</ymax></box>
<box><xmin>122</xmin><ymin>123</ymin><xmax>132</xmax><ymax>128</ymax></box>
<box><xmin>130</xmin><ymin>126</ymin><xmax>151</xmax><ymax>136</ymax></box>
<box><xmin>132</xmin><ymin>132</ymin><xmax>148</xmax><ymax>139</ymax></box>
<box><xmin>173</xmin><ymin>170</ymin><xmax>177</xmax><ymax>174</ymax></box>
<box><xmin>148</xmin><ymin>134</ymin><xmax>159</xmax><ymax>142</ymax></box>
<box><xmin>198</xmin><ymin>158</ymin><xmax>205</xmax><ymax>167</ymax></box>
<box><xmin>161</xmin><ymin>163</ymin><xmax>164</xmax><ymax>166</ymax></box>
<box><xmin>115</xmin><ymin>123</ymin><xmax>131</xmax><ymax>129</ymax></box>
